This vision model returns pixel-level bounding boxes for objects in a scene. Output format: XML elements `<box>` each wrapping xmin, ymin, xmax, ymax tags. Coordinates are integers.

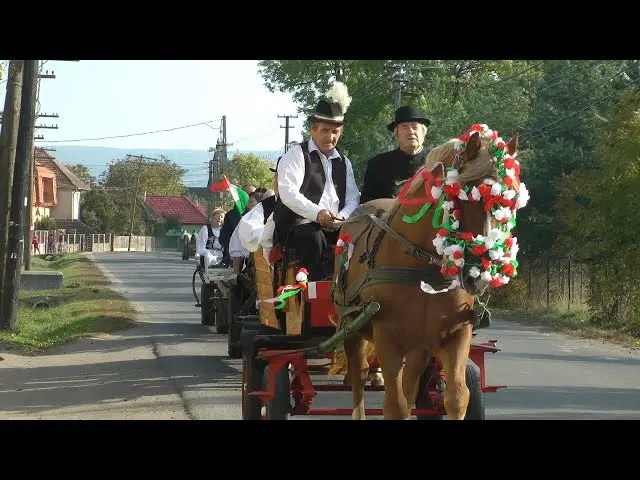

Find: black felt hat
<box><xmin>307</xmin><ymin>82</ymin><xmax>352</xmax><ymax>126</ymax></box>
<box><xmin>387</xmin><ymin>105</ymin><xmax>431</xmax><ymax>132</ymax></box>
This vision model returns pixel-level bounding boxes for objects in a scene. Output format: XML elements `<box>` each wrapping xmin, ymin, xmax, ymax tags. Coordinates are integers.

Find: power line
<box><xmin>33</xmin><ymin>120</ymin><xmax>218</xmax><ymax>143</ymax></box>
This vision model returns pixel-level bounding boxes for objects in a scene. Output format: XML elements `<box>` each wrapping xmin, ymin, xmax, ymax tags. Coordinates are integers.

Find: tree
<box><xmin>65</xmin><ymin>163</ymin><xmax>96</xmax><ymax>186</ymax></box>
<box><xmin>78</xmin><ymin>155</ymin><xmax>188</xmax><ymax>235</ymax></box>
<box><xmin>216</xmin><ymin>152</ymin><xmax>274</xmax><ymax>210</ymax></box>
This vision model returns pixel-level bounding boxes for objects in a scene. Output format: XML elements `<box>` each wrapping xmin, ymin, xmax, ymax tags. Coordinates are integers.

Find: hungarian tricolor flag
<box><xmin>209</xmin><ymin>175</ymin><xmax>249</xmax><ymax>215</ymax></box>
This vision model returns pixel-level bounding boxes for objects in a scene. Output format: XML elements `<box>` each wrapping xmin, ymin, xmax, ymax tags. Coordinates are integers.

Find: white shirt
<box><xmin>238</xmin><ymin>201</ymin><xmax>267</xmax><ymax>253</ymax></box>
<box><xmin>277</xmin><ymin>139</ymin><xmax>360</xmax><ymax>222</ymax></box>
<box><xmin>229</xmin><ymin>222</ymin><xmax>250</xmax><ymax>258</ymax></box>
<box><xmin>195</xmin><ymin>224</ymin><xmax>223</xmax><ymax>265</ymax></box>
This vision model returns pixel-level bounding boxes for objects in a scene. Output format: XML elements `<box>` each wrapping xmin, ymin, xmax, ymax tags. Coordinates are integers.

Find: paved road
<box><xmin>1</xmin><ymin>251</ymin><xmax>639</xmax><ymax>419</ymax></box>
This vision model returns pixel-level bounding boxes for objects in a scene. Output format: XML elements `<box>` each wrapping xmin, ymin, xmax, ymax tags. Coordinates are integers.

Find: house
<box><xmin>32</xmin><ymin>148</ymin><xmax>92</xmax><ymax>233</ymax></box>
<box><xmin>143</xmin><ymin>195</ymin><xmax>210</xmax><ymax>236</ymax></box>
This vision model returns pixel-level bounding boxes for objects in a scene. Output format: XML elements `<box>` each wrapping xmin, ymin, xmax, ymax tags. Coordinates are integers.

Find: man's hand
<box><xmin>316</xmin><ymin>209</ymin><xmax>334</xmax><ymax>229</ymax></box>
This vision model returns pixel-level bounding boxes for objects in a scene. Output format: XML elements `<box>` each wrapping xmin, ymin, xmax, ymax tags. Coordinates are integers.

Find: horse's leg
<box><xmin>373</xmin><ymin>326</ymin><xmax>407</xmax><ymax>420</ymax></box>
<box><xmin>402</xmin><ymin>348</ymin><xmax>431</xmax><ymax>416</ymax></box>
<box><xmin>437</xmin><ymin>324</ymin><xmax>473</xmax><ymax>420</ymax></box>
<box><xmin>344</xmin><ymin>334</ymin><xmax>371</xmax><ymax>420</ymax></box>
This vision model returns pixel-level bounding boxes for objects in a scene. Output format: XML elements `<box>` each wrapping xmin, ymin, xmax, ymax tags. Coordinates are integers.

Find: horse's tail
<box><xmin>328</xmin><ymin>341</ymin><xmax>377</xmax><ymax>375</ymax></box>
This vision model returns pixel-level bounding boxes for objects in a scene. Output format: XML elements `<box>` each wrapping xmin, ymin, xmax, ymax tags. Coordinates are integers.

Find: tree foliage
<box><xmin>78</xmin><ymin>155</ymin><xmax>187</xmax><ymax>234</ymax></box>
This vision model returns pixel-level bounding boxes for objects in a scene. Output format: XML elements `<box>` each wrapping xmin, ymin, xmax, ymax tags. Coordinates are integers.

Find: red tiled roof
<box><xmin>144</xmin><ymin>195</ymin><xmax>208</xmax><ymax>225</ymax></box>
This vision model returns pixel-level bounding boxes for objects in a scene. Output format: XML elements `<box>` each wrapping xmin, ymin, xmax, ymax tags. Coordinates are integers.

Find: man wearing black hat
<box><xmin>273</xmin><ymin>82</ymin><xmax>361</xmax><ymax>281</ymax></box>
<box><xmin>360</xmin><ymin>105</ymin><xmax>431</xmax><ymax>204</ymax></box>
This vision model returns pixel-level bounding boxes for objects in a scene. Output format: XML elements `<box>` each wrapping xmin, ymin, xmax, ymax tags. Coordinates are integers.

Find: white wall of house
<box><xmin>49</xmin><ymin>189</ymin><xmax>78</xmax><ymax>219</ymax></box>
<box><xmin>31</xmin><ymin>206</ymin><xmax>51</xmax><ymax>229</ymax></box>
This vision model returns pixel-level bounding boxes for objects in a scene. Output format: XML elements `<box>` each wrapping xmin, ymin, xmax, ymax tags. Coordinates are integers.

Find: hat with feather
<box><xmin>308</xmin><ymin>82</ymin><xmax>352</xmax><ymax>126</ymax></box>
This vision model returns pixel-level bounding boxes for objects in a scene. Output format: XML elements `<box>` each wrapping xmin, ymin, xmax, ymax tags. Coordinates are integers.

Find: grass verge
<box><xmin>493</xmin><ymin>301</ymin><xmax>640</xmax><ymax>351</ymax></box>
<box><xmin>0</xmin><ymin>253</ymin><xmax>138</xmax><ymax>354</ymax></box>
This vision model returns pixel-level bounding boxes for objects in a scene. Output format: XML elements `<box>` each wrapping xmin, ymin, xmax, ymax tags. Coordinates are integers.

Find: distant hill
<box><xmin>45</xmin><ymin>145</ymin><xmax>282</xmax><ymax>187</ymax></box>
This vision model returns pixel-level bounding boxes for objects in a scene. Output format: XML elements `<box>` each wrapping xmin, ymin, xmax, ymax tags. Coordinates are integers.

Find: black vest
<box><xmin>205</xmin><ymin>224</ymin><xmax>222</xmax><ymax>251</ymax></box>
<box><xmin>273</xmin><ymin>141</ymin><xmax>347</xmax><ymax>241</ymax></box>
<box><xmin>261</xmin><ymin>194</ymin><xmax>277</xmax><ymax>225</ymax></box>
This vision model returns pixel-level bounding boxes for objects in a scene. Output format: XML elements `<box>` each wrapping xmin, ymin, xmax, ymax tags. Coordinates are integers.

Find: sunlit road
<box><xmin>2</xmin><ymin>251</ymin><xmax>638</xmax><ymax>420</ymax></box>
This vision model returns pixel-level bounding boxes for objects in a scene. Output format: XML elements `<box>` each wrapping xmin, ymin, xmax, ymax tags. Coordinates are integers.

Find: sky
<box><xmin>0</xmin><ymin>60</ymin><xmax>303</xmax><ymax>152</ymax></box>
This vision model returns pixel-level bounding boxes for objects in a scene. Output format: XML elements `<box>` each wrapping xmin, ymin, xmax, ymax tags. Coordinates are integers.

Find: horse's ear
<box><xmin>506</xmin><ymin>132</ymin><xmax>519</xmax><ymax>156</ymax></box>
<box><xmin>431</xmin><ymin>162</ymin><xmax>444</xmax><ymax>178</ymax></box>
<box><xmin>465</xmin><ymin>131</ymin><xmax>482</xmax><ymax>161</ymax></box>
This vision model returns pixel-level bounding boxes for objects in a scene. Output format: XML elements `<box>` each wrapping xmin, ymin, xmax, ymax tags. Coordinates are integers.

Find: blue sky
<box><xmin>1</xmin><ymin>60</ymin><xmax>303</xmax><ymax>152</ymax></box>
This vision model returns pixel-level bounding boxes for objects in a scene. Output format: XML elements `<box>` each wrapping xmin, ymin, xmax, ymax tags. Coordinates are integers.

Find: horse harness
<box><xmin>330</xmin><ymin>203</ymin><xmax>455</xmax><ymax>317</ymax></box>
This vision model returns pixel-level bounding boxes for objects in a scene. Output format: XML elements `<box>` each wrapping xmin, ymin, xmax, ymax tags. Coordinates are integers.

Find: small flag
<box><xmin>209</xmin><ymin>175</ymin><xmax>249</xmax><ymax>215</ymax></box>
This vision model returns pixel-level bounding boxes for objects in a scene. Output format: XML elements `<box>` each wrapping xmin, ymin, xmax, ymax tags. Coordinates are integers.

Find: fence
<box><xmin>31</xmin><ymin>230</ymin><xmax>181</xmax><ymax>255</ymax></box>
<box><xmin>493</xmin><ymin>255</ymin><xmax>590</xmax><ymax>311</ymax></box>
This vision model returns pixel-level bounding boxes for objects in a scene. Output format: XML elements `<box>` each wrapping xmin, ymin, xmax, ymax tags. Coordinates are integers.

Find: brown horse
<box><xmin>330</xmin><ymin>127</ymin><xmax>523</xmax><ymax>419</ymax></box>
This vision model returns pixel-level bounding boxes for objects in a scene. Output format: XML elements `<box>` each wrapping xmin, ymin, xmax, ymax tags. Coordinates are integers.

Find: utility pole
<box><xmin>127</xmin><ymin>155</ymin><xmax>154</xmax><ymax>252</ymax></box>
<box><xmin>278</xmin><ymin>114</ymin><xmax>298</xmax><ymax>153</ymax></box>
<box><xmin>0</xmin><ymin>60</ymin><xmax>24</xmax><ymax>316</ymax></box>
<box><xmin>1</xmin><ymin>60</ymin><xmax>38</xmax><ymax>330</ymax></box>
<box><xmin>24</xmin><ymin>62</ymin><xmax>59</xmax><ymax>270</ymax></box>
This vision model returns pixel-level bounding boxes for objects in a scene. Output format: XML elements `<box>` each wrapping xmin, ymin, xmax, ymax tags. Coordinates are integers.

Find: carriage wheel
<box><xmin>464</xmin><ymin>363</ymin><xmax>485</xmax><ymax>420</ymax></box>
<box><xmin>200</xmin><ymin>283</ymin><xmax>216</xmax><ymax>326</ymax></box>
<box><xmin>192</xmin><ymin>268</ymin><xmax>203</xmax><ymax>306</ymax></box>
<box><xmin>241</xmin><ymin>324</ymin><xmax>264</xmax><ymax>420</ymax></box>
<box><xmin>215</xmin><ymin>287</ymin><xmax>229</xmax><ymax>335</ymax></box>
<box><xmin>261</xmin><ymin>364</ymin><xmax>291</xmax><ymax>420</ymax></box>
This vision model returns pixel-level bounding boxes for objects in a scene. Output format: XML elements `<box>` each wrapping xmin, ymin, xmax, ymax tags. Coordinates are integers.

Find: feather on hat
<box><xmin>308</xmin><ymin>81</ymin><xmax>352</xmax><ymax>125</ymax></box>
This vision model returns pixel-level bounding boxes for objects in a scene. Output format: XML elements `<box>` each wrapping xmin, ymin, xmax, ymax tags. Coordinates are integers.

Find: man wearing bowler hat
<box><xmin>360</xmin><ymin>105</ymin><xmax>431</xmax><ymax>204</ymax></box>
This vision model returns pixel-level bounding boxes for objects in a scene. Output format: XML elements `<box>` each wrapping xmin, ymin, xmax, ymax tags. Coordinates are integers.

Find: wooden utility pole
<box><xmin>0</xmin><ymin>60</ymin><xmax>24</xmax><ymax>314</ymax></box>
<box><xmin>24</xmin><ymin>63</ymin><xmax>59</xmax><ymax>270</ymax></box>
<box><xmin>128</xmin><ymin>157</ymin><xmax>144</xmax><ymax>252</ymax></box>
<box><xmin>1</xmin><ymin>60</ymin><xmax>38</xmax><ymax>329</ymax></box>
<box><xmin>278</xmin><ymin>114</ymin><xmax>298</xmax><ymax>153</ymax></box>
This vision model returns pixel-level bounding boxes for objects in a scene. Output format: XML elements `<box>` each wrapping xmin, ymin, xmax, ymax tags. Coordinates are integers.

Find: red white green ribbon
<box><xmin>257</xmin><ymin>268</ymin><xmax>309</xmax><ymax>310</ymax></box>
<box><xmin>335</xmin><ymin>233</ymin><xmax>354</xmax><ymax>269</ymax></box>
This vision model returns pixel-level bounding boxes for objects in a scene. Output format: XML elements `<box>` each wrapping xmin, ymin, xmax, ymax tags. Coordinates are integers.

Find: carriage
<box><xmin>198</xmin><ymin>123</ymin><xmax>525</xmax><ymax>419</ymax></box>
<box><xmin>237</xmin><ymin>244</ymin><xmax>505</xmax><ymax>420</ymax></box>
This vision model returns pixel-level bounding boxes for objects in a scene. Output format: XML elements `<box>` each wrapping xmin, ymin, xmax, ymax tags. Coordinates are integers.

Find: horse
<box><xmin>329</xmin><ymin>125</ymin><xmax>528</xmax><ymax>419</ymax></box>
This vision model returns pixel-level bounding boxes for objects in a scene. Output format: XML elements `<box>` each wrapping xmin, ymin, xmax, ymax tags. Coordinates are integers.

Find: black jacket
<box><xmin>360</xmin><ymin>148</ymin><xmax>428</xmax><ymax>204</ymax></box>
<box><xmin>220</xmin><ymin>207</ymin><xmax>242</xmax><ymax>264</ymax></box>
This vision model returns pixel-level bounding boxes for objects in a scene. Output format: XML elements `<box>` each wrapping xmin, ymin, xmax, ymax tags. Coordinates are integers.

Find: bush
<box><xmin>35</xmin><ymin>216</ymin><xmax>56</xmax><ymax>231</ymax></box>
<box><xmin>488</xmin><ymin>275</ymin><xmax>529</xmax><ymax>310</ymax></box>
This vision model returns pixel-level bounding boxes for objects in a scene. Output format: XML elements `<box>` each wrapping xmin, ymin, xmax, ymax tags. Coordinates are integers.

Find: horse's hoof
<box><xmin>368</xmin><ymin>370</ymin><xmax>384</xmax><ymax>386</ymax></box>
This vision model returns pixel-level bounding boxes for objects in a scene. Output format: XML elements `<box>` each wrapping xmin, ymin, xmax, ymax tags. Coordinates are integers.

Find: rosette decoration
<box><xmin>334</xmin><ymin>233</ymin><xmax>355</xmax><ymax>270</ymax></box>
<box><xmin>258</xmin><ymin>268</ymin><xmax>309</xmax><ymax>310</ymax></box>
<box><xmin>430</xmin><ymin>123</ymin><xmax>530</xmax><ymax>290</ymax></box>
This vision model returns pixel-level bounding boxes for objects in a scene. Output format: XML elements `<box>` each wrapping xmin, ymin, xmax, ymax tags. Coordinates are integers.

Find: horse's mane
<box><xmin>404</xmin><ymin>138</ymin><xmax>499</xmax><ymax>198</ymax></box>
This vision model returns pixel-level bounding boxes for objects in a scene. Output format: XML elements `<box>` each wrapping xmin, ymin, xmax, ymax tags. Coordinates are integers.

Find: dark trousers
<box><xmin>287</xmin><ymin>223</ymin><xmax>339</xmax><ymax>281</ymax></box>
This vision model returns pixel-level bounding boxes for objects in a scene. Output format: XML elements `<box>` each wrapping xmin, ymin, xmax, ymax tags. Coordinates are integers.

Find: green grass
<box><xmin>0</xmin><ymin>253</ymin><xmax>138</xmax><ymax>354</ymax></box>
<box><xmin>494</xmin><ymin>300</ymin><xmax>640</xmax><ymax>351</ymax></box>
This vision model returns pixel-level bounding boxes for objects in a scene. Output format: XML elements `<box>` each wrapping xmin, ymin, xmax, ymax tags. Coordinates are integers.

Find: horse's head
<box><xmin>398</xmin><ymin>124</ymin><xmax>530</xmax><ymax>296</ymax></box>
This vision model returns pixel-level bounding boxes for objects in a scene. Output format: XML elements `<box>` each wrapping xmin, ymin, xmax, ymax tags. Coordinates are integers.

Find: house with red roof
<box><xmin>143</xmin><ymin>195</ymin><xmax>210</xmax><ymax>236</ymax></box>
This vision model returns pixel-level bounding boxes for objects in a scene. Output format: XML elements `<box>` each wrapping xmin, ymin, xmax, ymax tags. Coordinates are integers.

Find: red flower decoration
<box><xmin>452</xmin><ymin>250</ymin><xmax>463</xmax><ymax>260</ymax></box>
<box><xmin>444</xmin><ymin>183</ymin><xmax>461</xmax><ymax>197</ymax></box>
<box><xmin>438</xmin><ymin>228</ymin><xmax>449</xmax><ymax>237</ymax></box>
<box><xmin>490</xmin><ymin>277</ymin><xmax>503</xmax><ymax>288</ymax></box>
<box><xmin>340</xmin><ymin>233</ymin><xmax>352</xmax><ymax>244</ymax></box>
<box><xmin>501</xmin><ymin>263</ymin><xmax>515</xmax><ymax>276</ymax></box>
<box><xmin>335</xmin><ymin>245</ymin><xmax>344</xmax><ymax>255</ymax></box>
<box><xmin>481</xmin><ymin>257</ymin><xmax>492</xmax><ymax>270</ymax></box>
<box><xmin>459</xmin><ymin>232</ymin><xmax>474</xmax><ymax>242</ymax></box>
<box><xmin>472</xmin><ymin>244</ymin><xmax>487</xmax><ymax>256</ymax></box>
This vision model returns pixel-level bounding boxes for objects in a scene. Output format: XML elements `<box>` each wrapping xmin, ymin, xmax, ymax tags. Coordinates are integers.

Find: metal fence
<box><xmin>493</xmin><ymin>255</ymin><xmax>590</xmax><ymax>310</ymax></box>
<box><xmin>31</xmin><ymin>230</ymin><xmax>181</xmax><ymax>255</ymax></box>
